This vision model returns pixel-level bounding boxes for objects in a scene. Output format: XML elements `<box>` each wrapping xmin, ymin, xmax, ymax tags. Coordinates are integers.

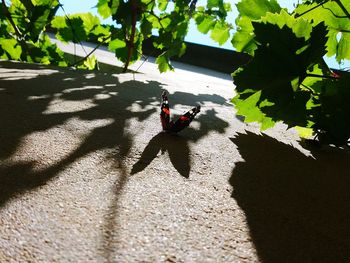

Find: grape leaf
<box><xmin>196</xmin><ymin>16</ymin><xmax>216</xmax><ymax>34</ymax></box>
<box><xmin>236</xmin><ymin>0</ymin><xmax>281</xmax><ymax>20</ymax></box>
<box><xmin>295</xmin><ymin>1</ymin><xmax>350</xmax><ymax>61</ymax></box>
<box><xmin>0</xmin><ymin>38</ymin><xmax>22</xmax><ymax>60</ymax></box>
<box><xmin>233</xmin><ymin>20</ymin><xmax>328</xmax><ymax>128</ymax></box>
<box><xmin>96</xmin><ymin>0</ymin><xmax>119</xmax><ymax>19</ymax></box>
<box><xmin>310</xmin><ymin>73</ymin><xmax>350</xmax><ymax>145</ymax></box>
<box><xmin>232</xmin><ymin>91</ymin><xmax>275</xmax><ymax>130</ymax></box>
<box><xmin>157</xmin><ymin>0</ymin><xmax>168</xmax><ymax>11</ymax></box>
<box><xmin>156</xmin><ymin>53</ymin><xmax>174</xmax><ymax>73</ymax></box>
<box><xmin>231</xmin><ymin>16</ymin><xmax>256</xmax><ymax>54</ymax></box>
<box><xmin>207</xmin><ymin>0</ymin><xmax>221</xmax><ymax>9</ymax></box>
<box><xmin>210</xmin><ymin>21</ymin><xmax>230</xmax><ymax>45</ymax></box>
<box><xmin>232</xmin><ymin>0</ymin><xmax>282</xmax><ymax>55</ymax></box>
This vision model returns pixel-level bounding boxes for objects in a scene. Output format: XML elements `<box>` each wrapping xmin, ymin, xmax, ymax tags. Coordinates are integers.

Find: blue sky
<box><xmin>57</xmin><ymin>0</ymin><xmax>346</xmax><ymax>69</ymax></box>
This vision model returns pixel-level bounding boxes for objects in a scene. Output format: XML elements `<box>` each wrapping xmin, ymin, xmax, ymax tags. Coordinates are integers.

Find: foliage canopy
<box><xmin>0</xmin><ymin>0</ymin><xmax>349</xmax><ymax>146</ymax></box>
<box><xmin>231</xmin><ymin>0</ymin><xmax>350</xmax><ymax>146</ymax></box>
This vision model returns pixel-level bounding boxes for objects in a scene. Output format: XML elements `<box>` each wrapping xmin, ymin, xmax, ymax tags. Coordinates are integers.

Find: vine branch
<box><xmin>294</xmin><ymin>0</ymin><xmax>329</xmax><ymax>18</ymax></box>
<box><xmin>306</xmin><ymin>73</ymin><xmax>338</xmax><ymax>79</ymax></box>
<box><xmin>333</xmin><ymin>0</ymin><xmax>350</xmax><ymax>20</ymax></box>
<box><xmin>69</xmin><ymin>36</ymin><xmax>111</xmax><ymax>67</ymax></box>
<box><xmin>301</xmin><ymin>83</ymin><xmax>316</xmax><ymax>94</ymax></box>
<box><xmin>123</xmin><ymin>0</ymin><xmax>138</xmax><ymax>72</ymax></box>
<box><xmin>322</xmin><ymin>6</ymin><xmax>348</xmax><ymax>18</ymax></box>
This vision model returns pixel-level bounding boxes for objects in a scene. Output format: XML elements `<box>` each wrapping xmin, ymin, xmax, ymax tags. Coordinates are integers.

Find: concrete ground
<box><xmin>0</xmin><ymin>56</ymin><xmax>349</xmax><ymax>263</ymax></box>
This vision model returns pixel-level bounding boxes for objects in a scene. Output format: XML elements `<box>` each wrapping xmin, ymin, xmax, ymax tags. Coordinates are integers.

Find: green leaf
<box><xmin>232</xmin><ymin>91</ymin><xmax>275</xmax><ymax>130</ymax></box>
<box><xmin>336</xmin><ymin>33</ymin><xmax>350</xmax><ymax>62</ymax></box>
<box><xmin>51</xmin><ymin>16</ymin><xmax>67</xmax><ymax>29</ymax></box>
<box><xmin>232</xmin><ymin>0</ymin><xmax>283</xmax><ymax>55</ymax></box>
<box><xmin>210</xmin><ymin>21</ymin><xmax>230</xmax><ymax>45</ymax></box>
<box><xmin>32</xmin><ymin>0</ymin><xmax>59</xmax><ymax>6</ymax></box>
<box><xmin>233</xmin><ymin>19</ymin><xmax>327</xmax><ymax>128</ymax></box>
<box><xmin>156</xmin><ymin>54</ymin><xmax>174</xmax><ymax>73</ymax></box>
<box><xmin>310</xmin><ymin>73</ymin><xmax>350</xmax><ymax>145</ymax></box>
<box><xmin>140</xmin><ymin>18</ymin><xmax>153</xmax><ymax>38</ymax></box>
<box><xmin>295</xmin><ymin>1</ymin><xmax>350</xmax><ymax>61</ymax></box>
<box><xmin>295</xmin><ymin>126</ymin><xmax>314</xmax><ymax>138</ymax></box>
<box><xmin>109</xmin><ymin>37</ymin><xmax>126</xmax><ymax>51</ymax></box>
<box><xmin>84</xmin><ymin>55</ymin><xmax>98</xmax><ymax>70</ymax></box>
<box><xmin>207</xmin><ymin>0</ymin><xmax>220</xmax><ymax>9</ymax></box>
<box><xmin>79</xmin><ymin>13</ymin><xmax>100</xmax><ymax>33</ymax></box>
<box><xmin>197</xmin><ymin>16</ymin><xmax>216</xmax><ymax>34</ymax></box>
<box><xmin>52</xmin><ymin>16</ymin><xmax>87</xmax><ymax>43</ymax></box>
<box><xmin>231</xmin><ymin>16</ymin><xmax>256</xmax><ymax>54</ymax></box>
<box><xmin>0</xmin><ymin>38</ymin><xmax>22</xmax><ymax>60</ymax></box>
<box><xmin>157</xmin><ymin>0</ymin><xmax>168</xmax><ymax>11</ymax></box>
<box><xmin>236</xmin><ymin>0</ymin><xmax>281</xmax><ymax>20</ymax></box>
<box><xmin>97</xmin><ymin>0</ymin><xmax>119</xmax><ymax>19</ymax></box>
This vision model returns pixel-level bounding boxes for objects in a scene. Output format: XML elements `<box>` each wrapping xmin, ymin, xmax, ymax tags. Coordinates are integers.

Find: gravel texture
<box><xmin>0</xmin><ymin>60</ymin><xmax>349</xmax><ymax>263</ymax></box>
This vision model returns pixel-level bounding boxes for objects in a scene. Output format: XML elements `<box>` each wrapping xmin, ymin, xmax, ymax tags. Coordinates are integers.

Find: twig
<box><xmin>59</xmin><ymin>4</ymin><xmax>89</xmax><ymax>56</ymax></box>
<box><xmin>123</xmin><ymin>0</ymin><xmax>138</xmax><ymax>72</ymax></box>
<box><xmin>333</xmin><ymin>0</ymin><xmax>350</xmax><ymax>20</ymax></box>
<box><xmin>145</xmin><ymin>11</ymin><xmax>165</xmax><ymax>30</ymax></box>
<box><xmin>322</xmin><ymin>6</ymin><xmax>348</xmax><ymax>18</ymax></box>
<box><xmin>301</xmin><ymin>83</ymin><xmax>316</xmax><ymax>94</ymax></box>
<box><xmin>69</xmin><ymin>36</ymin><xmax>111</xmax><ymax>67</ymax></box>
<box><xmin>306</xmin><ymin>73</ymin><xmax>338</xmax><ymax>79</ymax></box>
<box><xmin>294</xmin><ymin>0</ymin><xmax>329</xmax><ymax>18</ymax></box>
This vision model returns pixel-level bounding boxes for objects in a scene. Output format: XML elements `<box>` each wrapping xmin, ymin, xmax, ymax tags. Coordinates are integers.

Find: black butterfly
<box><xmin>160</xmin><ymin>91</ymin><xmax>200</xmax><ymax>132</ymax></box>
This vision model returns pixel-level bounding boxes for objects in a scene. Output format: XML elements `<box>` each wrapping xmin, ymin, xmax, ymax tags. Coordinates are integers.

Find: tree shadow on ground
<box><xmin>0</xmin><ymin>61</ymin><xmax>161</xmax><ymax>208</ymax></box>
<box><xmin>0</xmin><ymin>60</ymin><xmax>231</xmax><ymax>260</ymax></box>
<box><xmin>230</xmin><ymin>131</ymin><xmax>350</xmax><ymax>263</ymax></box>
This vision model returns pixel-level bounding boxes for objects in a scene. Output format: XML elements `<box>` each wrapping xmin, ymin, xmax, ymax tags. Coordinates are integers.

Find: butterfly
<box><xmin>160</xmin><ymin>91</ymin><xmax>200</xmax><ymax>132</ymax></box>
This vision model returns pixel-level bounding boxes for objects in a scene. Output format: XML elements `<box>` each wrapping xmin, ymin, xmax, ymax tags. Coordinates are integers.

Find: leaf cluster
<box><xmin>0</xmin><ymin>0</ymin><xmax>66</xmax><ymax>66</ymax></box>
<box><xmin>231</xmin><ymin>0</ymin><xmax>350</xmax><ymax>146</ymax></box>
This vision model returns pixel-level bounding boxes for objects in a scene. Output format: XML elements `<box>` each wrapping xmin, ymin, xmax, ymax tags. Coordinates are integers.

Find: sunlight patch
<box><xmin>62</xmin><ymin>86</ymin><xmax>103</xmax><ymax>93</ymax></box>
<box><xmin>27</xmin><ymin>95</ymin><xmax>50</xmax><ymax>100</ymax></box>
<box><xmin>63</xmin><ymin>77</ymin><xmax>76</xmax><ymax>81</ymax></box>
<box><xmin>42</xmin><ymin>99</ymin><xmax>96</xmax><ymax>114</ymax></box>
<box><xmin>126</xmin><ymin>103</ymin><xmax>154</xmax><ymax>112</ymax></box>
<box><xmin>85</xmin><ymin>73</ymin><xmax>96</xmax><ymax>79</ymax></box>
<box><xmin>94</xmin><ymin>93</ymin><xmax>111</xmax><ymax>100</ymax></box>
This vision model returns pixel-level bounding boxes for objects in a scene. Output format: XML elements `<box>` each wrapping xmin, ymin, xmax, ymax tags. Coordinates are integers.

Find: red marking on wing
<box><xmin>180</xmin><ymin>116</ymin><xmax>189</xmax><ymax>121</ymax></box>
<box><xmin>162</xmin><ymin>108</ymin><xmax>170</xmax><ymax>115</ymax></box>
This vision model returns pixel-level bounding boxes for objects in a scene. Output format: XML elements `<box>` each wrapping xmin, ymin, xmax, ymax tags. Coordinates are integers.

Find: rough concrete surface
<box><xmin>0</xmin><ymin>58</ymin><xmax>349</xmax><ymax>263</ymax></box>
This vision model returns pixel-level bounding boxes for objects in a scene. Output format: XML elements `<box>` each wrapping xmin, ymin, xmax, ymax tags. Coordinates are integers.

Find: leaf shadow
<box><xmin>0</xmin><ymin>60</ymin><xmax>232</xmax><ymax>261</ymax></box>
<box><xmin>230</xmin><ymin>131</ymin><xmax>350</xmax><ymax>263</ymax></box>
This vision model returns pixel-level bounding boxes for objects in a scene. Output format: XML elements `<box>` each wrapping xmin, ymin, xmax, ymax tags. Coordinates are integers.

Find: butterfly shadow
<box><xmin>131</xmin><ymin>132</ymin><xmax>191</xmax><ymax>178</ymax></box>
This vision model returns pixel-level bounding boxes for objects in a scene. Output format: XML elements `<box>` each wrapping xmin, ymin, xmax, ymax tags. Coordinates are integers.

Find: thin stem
<box><xmin>59</xmin><ymin>4</ymin><xmax>89</xmax><ymax>56</ymax></box>
<box><xmin>145</xmin><ymin>11</ymin><xmax>165</xmax><ymax>29</ymax></box>
<box><xmin>333</xmin><ymin>0</ymin><xmax>350</xmax><ymax>20</ymax></box>
<box><xmin>306</xmin><ymin>73</ymin><xmax>337</xmax><ymax>79</ymax></box>
<box><xmin>328</xmin><ymin>27</ymin><xmax>350</xmax><ymax>33</ymax></box>
<box><xmin>69</xmin><ymin>36</ymin><xmax>111</xmax><ymax>67</ymax></box>
<box><xmin>294</xmin><ymin>0</ymin><xmax>329</xmax><ymax>18</ymax></box>
<box><xmin>122</xmin><ymin>0</ymin><xmax>137</xmax><ymax>73</ymax></box>
<box><xmin>301</xmin><ymin>83</ymin><xmax>316</xmax><ymax>94</ymax></box>
<box><xmin>322</xmin><ymin>6</ymin><xmax>348</xmax><ymax>18</ymax></box>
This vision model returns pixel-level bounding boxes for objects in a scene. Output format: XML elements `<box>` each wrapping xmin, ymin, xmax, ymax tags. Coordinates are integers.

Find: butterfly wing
<box><xmin>169</xmin><ymin>106</ymin><xmax>200</xmax><ymax>133</ymax></box>
<box><xmin>160</xmin><ymin>91</ymin><xmax>171</xmax><ymax>130</ymax></box>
